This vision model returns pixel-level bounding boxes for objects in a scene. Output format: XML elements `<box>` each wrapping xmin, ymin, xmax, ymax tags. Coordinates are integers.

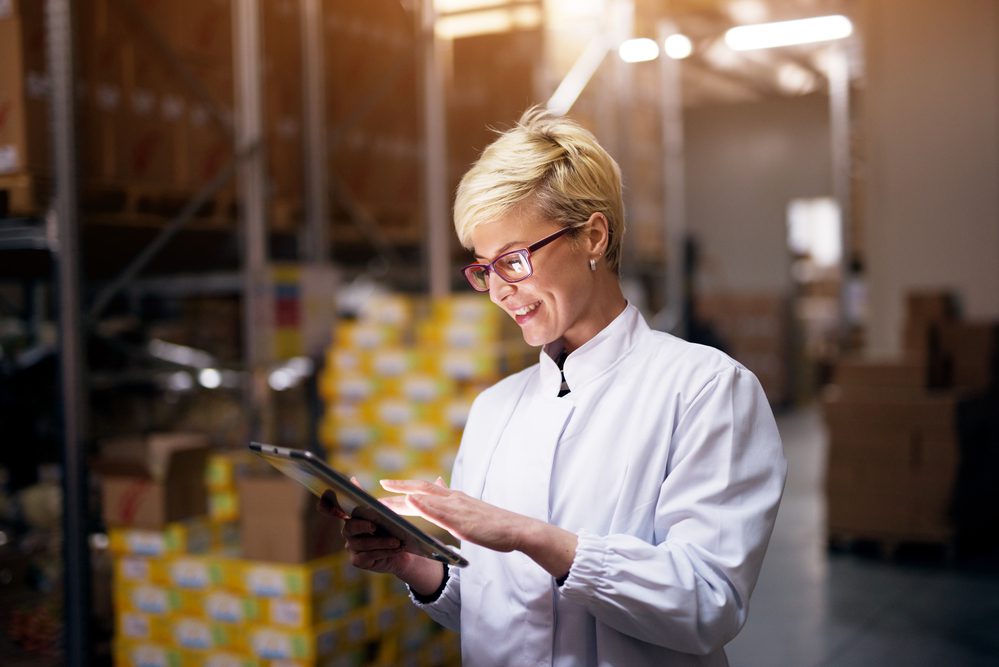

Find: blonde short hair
<box><xmin>454</xmin><ymin>107</ymin><xmax>625</xmax><ymax>273</ymax></box>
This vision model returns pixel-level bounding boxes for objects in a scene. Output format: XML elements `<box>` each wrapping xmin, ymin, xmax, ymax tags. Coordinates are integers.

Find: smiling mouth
<box><xmin>513</xmin><ymin>302</ymin><xmax>540</xmax><ymax>317</ymax></box>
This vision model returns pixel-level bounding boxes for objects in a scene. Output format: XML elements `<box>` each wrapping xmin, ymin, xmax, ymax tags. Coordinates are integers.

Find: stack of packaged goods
<box><xmin>205</xmin><ymin>451</ymin><xmax>251</xmax><ymax>544</ymax></box>
<box><xmin>823</xmin><ymin>290</ymin><xmax>999</xmax><ymax>552</ymax></box>
<box><xmin>104</xmin><ymin>433</ymin><xmax>458</xmax><ymax>665</ymax></box>
<box><xmin>319</xmin><ymin>293</ymin><xmax>510</xmax><ymax>489</ymax></box>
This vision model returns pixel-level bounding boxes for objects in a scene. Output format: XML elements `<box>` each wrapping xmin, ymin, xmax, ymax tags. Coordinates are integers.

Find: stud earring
<box><xmin>589</xmin><ymin>258</ymin><xmax>597</xmax><ymax>271</ymax></box>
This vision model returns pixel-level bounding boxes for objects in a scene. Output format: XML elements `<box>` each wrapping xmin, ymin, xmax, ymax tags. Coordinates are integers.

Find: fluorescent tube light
<box><xmin>725</xmin><ymin>14</ymin><xmax>853</xmax><ymax>51</ymax></box>
<box><xmin>435</xmin><ymin>5</ymin><xmax>541</xmax><ymax>38</ymax></box>
<box><xmin>618</xmin><ymin>38</ymin><xmax>659</xmax><ymax>63</ymax></box>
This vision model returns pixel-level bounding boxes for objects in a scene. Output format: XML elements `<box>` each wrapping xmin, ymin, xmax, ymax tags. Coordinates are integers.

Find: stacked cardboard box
<box><xmin>323</xmin><ymin>0</ymin><xmax>421</xmax><ymax>245</ymax></box>
<box><xmin>696</xmin><ymin>292</ymin><xmax>790</xmax><ymax>406</ymax></box>
<box><xmin>822</xmin><ymin>289</ymin><xmax>999</xmax><ymax>545</ymax></box>
<box><xmin>319</xmin><ymin>293</ymin><xmax>516</xmax><ymax>490</ymax></box>
<box><xmin>823</xmin><ymin>372</ymin><xmax>957</xmax><ymax>543</ymax></box>
<box><xmin>104</xmin><ymin>438</ymin><xmax>458</xmax><ymax>665</ymax></box>
<box><xmin>0</xmin><ymin>1</ymin><xmax>48</xmax><ymax>177</ymax></box>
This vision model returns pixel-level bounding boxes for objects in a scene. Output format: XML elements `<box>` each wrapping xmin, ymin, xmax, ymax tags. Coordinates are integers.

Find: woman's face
<box><xmin>469</xmin><ymin>207</ymin><xmax>597</xmax><ymax>349</ymax></box>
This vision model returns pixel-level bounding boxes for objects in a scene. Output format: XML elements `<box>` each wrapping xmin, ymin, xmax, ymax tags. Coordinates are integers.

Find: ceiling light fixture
<box><xmin>725</xmin><ymin>14</ymin><xmax>853</xmax><ymax>51</ymax></box>
<box><xmin>663</xmin><ymin>33</ymin><xmax>693</xmax><ymax>60</ymax></box>
<box><xmin>618</xmin><ymin>37</ymin><xmax>659</xmax><ymax>63</ymax></box>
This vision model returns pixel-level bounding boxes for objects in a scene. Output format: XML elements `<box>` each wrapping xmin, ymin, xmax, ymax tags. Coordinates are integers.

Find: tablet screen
<box><xmin>248</xmin><ymin>442</ymin><xmax>468</xmax><ymax>567</ymax></box>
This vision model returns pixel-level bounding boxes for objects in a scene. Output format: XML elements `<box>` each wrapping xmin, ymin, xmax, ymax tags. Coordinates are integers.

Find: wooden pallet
<box><xmin>80</xmin><ymin>182</ymin><xmax>237</xmax><ymax>228</ymax></box>
<box><xmin>0</xmin><ymin>173</ymin><xmax>53</xmax><ymax>218</ymax></box>
<box><xmin>827</xmin><ymin>530</ymin><xmax>956</xmax><ymax>563</ymax></box>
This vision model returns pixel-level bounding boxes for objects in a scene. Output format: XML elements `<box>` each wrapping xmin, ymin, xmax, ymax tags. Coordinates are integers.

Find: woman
<box><xmin>333</xmin><ymin>108</ymin><xmax>787</xmax><ymax>666</ymax></box>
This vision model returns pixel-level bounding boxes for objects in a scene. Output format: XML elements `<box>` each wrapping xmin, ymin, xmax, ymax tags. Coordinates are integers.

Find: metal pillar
<box><xmin>301</xmin><ymin>0</ymin><xmax>329</xmax><ymax>263</ymax></box>
<box><xmin>47</xmin><ymin>0</ymin><xmax>89</xmax><ymax>664</ymax></box>
<box><xmin>233</xmin><ymin>0</ymin><xmax>269</xmax><ymax>438</ymax></box>
<box><xmin>826</xmin><ymin>47</ymin><xmax>852</xmax><ymax>343</ymax></box>
<box><xmin>421</xmin><ymin>0</ymin><xmax>450</xmax><ymax>298</ymax></box>
<box><xmin>656</xmin><ymin>21</ymin><xmax>687</xmax><ymax>337</ymax></box>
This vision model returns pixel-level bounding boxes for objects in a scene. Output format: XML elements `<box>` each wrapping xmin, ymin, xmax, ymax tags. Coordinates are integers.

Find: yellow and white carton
<box><xmin>228</xmin><ymin>555</ymin><xmax>339</xmax><ymax>599</ymax></box>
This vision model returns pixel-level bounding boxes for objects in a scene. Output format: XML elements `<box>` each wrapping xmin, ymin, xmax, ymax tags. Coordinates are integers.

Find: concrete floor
<box><xmin>727</xmin><ymin>408</ymin><xmax>999</xmax><ymax>667</ymax></box>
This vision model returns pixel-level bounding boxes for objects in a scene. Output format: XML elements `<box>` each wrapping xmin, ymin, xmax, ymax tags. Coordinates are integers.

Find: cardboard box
<box><xmin>823</xmin><ymin>394</ymin><xmax>958</xmax><ymax>540</ymax></box>
<box><xmin>938</xmin><ymin>321</ymin><xmax>999</xmax><ymax>393</ymax></box>
<box><xmin>0</xmin><ymin>0</ymin><xmax>50</xmax><ymax>176</ymax></box>
<box><xmin>226</xmin><ymin>554</ymin><xmax>342</xmax><ymax>598</ymax></box>
<box><xmin>238</xmin><ymin>475</ymin><xmax>344</xmax><ymax>564</ymax></box>
<box><xmin>832</xmin><ymin>358</ymin><xmax>927</xmax><ymax>400</ymax></box>
<box><xmin>99</xmin><ymin>433</ymin><xmax>210</xmax><ymax>529</ymax></box>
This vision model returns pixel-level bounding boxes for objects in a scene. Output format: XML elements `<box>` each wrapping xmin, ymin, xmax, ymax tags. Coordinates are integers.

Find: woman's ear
<box><xmin>584</xmin><ymin>212</ymin><xmax>610</xmax><ymax>257</ymax></box>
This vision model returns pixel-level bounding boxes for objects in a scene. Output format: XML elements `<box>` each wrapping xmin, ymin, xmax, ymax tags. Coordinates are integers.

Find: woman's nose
<box><xmin>489</xmin><ymin>275</ymin><xmax>514</xmax><ymax>303</ymax></box>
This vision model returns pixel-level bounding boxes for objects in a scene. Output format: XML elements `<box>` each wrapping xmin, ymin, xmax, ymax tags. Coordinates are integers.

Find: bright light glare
<box><xmin>618</xmin><ymin>38</ymin><xmax>659</xmax><ymax>63</ymax></box>
<box><xmin>435</xmin><ymin>6</ymin><xmax>541</xmax><ymax>39</ymax></box>
<box><xmin>268</xmin><ymin>369</ymin><xmax>295</xmax><ymax>391</ymax></box>
<box><xmin>725</xmin><ymin>15</ymin><xmax>853</xmax><ymax>51</ymax></box>
<box><xmin>166</xmin><ymin>371</ymin><xmax>195</xmax><ymax>392</ymax></box>
<box><xmin>198</xmin><ymin>368</ymin><xmax>222</xmax><ymax>389</ymax></box>
<box><xmin>777</xmin><ymin>62</ymin><xmax>817</xmax><ymax>94</ymax></box>
<box><xmin>434</xmin><ymin>0</ymin><xmax>506</xmax><ymax>13</ymax></box>
<box><xmin>663</xmin><ymin>34</ymin><xmax>693</xmax><ymax>60</ymax></box>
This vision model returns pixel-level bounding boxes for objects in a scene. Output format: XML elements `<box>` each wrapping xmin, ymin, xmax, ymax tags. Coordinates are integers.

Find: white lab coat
<box><xmin>413</xmin><ymin>304</ymin><xmax>787</xmax><ymax>666</ymax></box>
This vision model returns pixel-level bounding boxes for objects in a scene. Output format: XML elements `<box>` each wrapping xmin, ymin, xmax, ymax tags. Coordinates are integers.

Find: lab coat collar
<box><xmin>540</xmin><ymin>302</ymin><xmax>643</xmax><ymax>397</ymax></box>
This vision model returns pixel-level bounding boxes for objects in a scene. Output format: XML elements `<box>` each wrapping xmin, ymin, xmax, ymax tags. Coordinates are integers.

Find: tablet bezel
<box><xmin>248</xmin><ymin>442</ymin><xmax>468</xmax><ymax>567</ymax></box>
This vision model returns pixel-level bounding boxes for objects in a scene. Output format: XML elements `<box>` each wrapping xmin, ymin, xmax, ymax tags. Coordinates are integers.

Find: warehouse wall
<box><xmin>684</xmin><ymin>93</ymin><xmax>832</xmax><ymax>295</ymax></box>
<box><xmin>862</xmin><ymin>0</ymin><xmax>999</xmax><ymax>354</ymax></box>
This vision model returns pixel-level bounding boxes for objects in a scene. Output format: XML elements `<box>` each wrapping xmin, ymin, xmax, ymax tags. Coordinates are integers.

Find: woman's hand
<box><xmin>381</xmin><ymin>477</ymin><xmax>579</xmax><ymax>579</ymax></box>
<box><xmin>379</xmin><ymin>478</ymin><xmax>529</xmax><ymax>553</ymax></box>
<box><xmin>317</xmin><ymin>484</ymin><xmax>444</xmax><ymax>596</ymax></box>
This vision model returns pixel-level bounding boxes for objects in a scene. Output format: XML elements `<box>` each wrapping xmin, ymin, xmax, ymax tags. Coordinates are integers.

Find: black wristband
<box><xmin>411</xmin><ymin>561</ymin><xmax>449</xmax><ymax>603</ymax></box>
<box><xmin>555</xmin><ymin>570</ymin><xmax>570</xmax><ymax>587</ymax></box>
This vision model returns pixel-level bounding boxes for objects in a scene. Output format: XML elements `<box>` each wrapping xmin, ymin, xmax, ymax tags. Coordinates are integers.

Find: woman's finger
<box><xmin>381</xmin><ymin>495</ymin><xmax>419</xmax><ymax>514</ymax></box>
<box><xmin>342</xmin><ymin>518</ymin><xmax>378</xmax><ymax>536</ymax></box>
<box><xmin>345</xmin><ymin>535</ymin><xmax>401</xmax><ymax>552</ymax></box>
<box><xmin>380</xmin><ymin>479</ymin><xmax>449</xmax><ymax>496</ymax></box>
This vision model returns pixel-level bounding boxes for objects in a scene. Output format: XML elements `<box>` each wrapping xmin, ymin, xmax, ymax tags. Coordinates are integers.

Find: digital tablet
<box><xmin>248</xmin><ymin>442</ymin><xmax>468</xmax><ymax>567</ymax></box>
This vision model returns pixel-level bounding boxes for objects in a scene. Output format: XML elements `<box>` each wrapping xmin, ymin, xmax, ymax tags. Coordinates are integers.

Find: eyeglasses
<box><xmin>461</xmin><ymin>226</ymin><xmax>573</xmax><ymax>292</ymax></box>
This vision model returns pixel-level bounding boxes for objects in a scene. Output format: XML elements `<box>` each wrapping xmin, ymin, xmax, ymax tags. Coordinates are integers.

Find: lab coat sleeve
<box><xmin>407</xmin><ymin>432</ymin><xmax>468</xmax><ymax>631</ymax></box>
<box><xmin>559</xmin><ymin>365</ymin><xmax>787</xmax><ymax>655</ymax></box>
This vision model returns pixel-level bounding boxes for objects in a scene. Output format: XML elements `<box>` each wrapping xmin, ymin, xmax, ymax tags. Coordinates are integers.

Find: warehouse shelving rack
<box><xmin>0</xmin><ymin>1</ymin><xmax>459</xmax><ymax>664</ymax></box>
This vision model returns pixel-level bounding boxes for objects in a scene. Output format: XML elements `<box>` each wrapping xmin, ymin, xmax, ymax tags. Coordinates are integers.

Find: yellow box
<box><xmin>212</xmin><ymin>521</ymin><xmax>242</xmax><ymax>554</ymax></box>
<box><xmin>209</xmin><ymin>490</ymin><xmax>239</xmax><ymax>523</ymax></box>
<box><xmin>202</xmin><ymin>590</ymin><xmax>260</xmax><ymax>625</ymax></box>
<box><xmin>399</xmin><ymin>422</ymin><xmax>451</xmax><ymax>452</ymax></box>
<box><xmin>115</xmin><ymin>611</ymin><xmax>172</xmax><ymax>643</ymax></box>
<box><xmin>400</xmin><ymin>374</ymin><xmax>454</xmax><ymax>403</ymax></box>
<box><xmin>205</xmin><ymin>450</ymin><xmax>257</xmax><ymax>491</ymax></box>
<box><xmin>437</xmin><ymin>350</ymin><xmax>499</xmax><ymax>382</ymax></box>
<box><xmin>114</xmin><ymin>581</ymin><xmax>197</xmax><ymax>617</ymax></box>
<box><xmin>152</xmin><ymin>554</ymin><xmax>225</xmax><ymax>591</ymax></box>
<box><xmin>326</xmin><ymin>347</ymin><xmax>372</xmax><ymax>376</ymax></box>
<box><xmin>113</xmin><ymin>555</ymin><xmax>157</xmax><ymax>586</ymax></box>
<box><xmin>332</xmin><ymin>373</ymin><xmax>382</xmax><ymax>403</ymax></box>
<box><xmin>359</xmin><ymin>294</ymin><xmax>414</xmax><ymax>328</ymax></box>
<box><xmin>329</xmin><ymin>419</ymin><xmax>383</xmax><ymax>451</ymax></box>
<box><xmin>444</xmin><ymin>396</ymin><xmax>475</xmax><ymax>430</ymax></box>
<box><xmin>178</xmin><ymin>649</ymin><xmax>258</xmax><ymax>667</ymax></box>
<box><xmin>371</xmin><ymin>347</ymin><xmax>432</xmax><ymax>378</ymax></box>
<box><xmin>430</xmin><ymin>295</ymin><xmax>499</xmax><ymax>323</ymax></box>
<box><xmin>242</xmin><ymin>620</ymin><xmax>339</xmax><ymax>661</ymax></box>
<box><xmin>168</xmin><ymin>616</ymin><xmax>244</xmax><ymax>652</ymax></box>
<box><xmin>369</xmin><ymin>598</ymin><xmax>402</xmax><ymax>636</ymax></box>
<box><xmin>258</xmin><ymin>585</ymin><xmax>364</xmax><ymax>629</ymax></box>
<box><xmin>113</xmin><ymin>639</ymin><xmax>182</xmax><ymax>667</ymax></box>
<box><xmin>336</xmin><ymin>322</ymin><xmax>401</xmax><ymax>350</ymax></box>
<box><xmin>228</xmin><ymin>555</ymin><xmax>340</xmax><ymax>598</ymax></box>
<box><xmin>109</xmin><ymin>518</ymin><xmax>214</xmax><ymax>557</ymax></box>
